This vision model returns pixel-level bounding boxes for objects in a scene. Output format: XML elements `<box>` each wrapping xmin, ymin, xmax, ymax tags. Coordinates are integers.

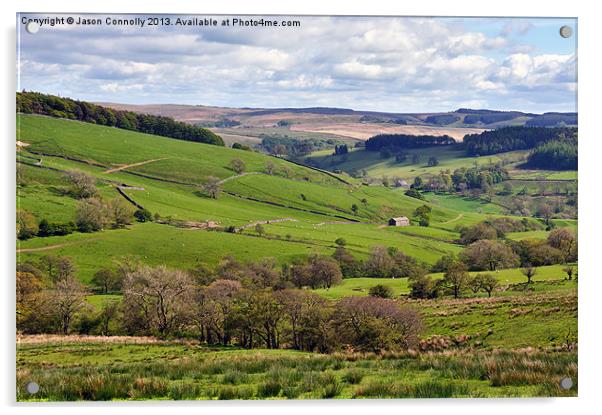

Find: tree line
<box><xmin>526</xmin><ymin>139</ymin><xmax>577</xmax><ymax>170</ymax></box>
<box><xmin>365</xmin><ymin>134</ymin><xmax>456</xmax><ymax>151</ymax></box>
<box><xmin>462</xmin><ymin>126</ymin><xmax>577</xmax><ymax>156</ymax></box>
<box><xmin>17</xmin><ymin>91</ymin><xmax>224</xmax><ymax>146</ymax></box>
<box><xmin>17</xmin><ymin>258</ymin><xmax>423</xmax><ymax>353</ymax></box>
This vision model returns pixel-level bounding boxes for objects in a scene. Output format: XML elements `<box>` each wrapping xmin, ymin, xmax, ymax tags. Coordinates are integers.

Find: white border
<box><xmin>3</xmin><ymin>1</ymin><xmax>600</xmax><ymax>414</ymax></box>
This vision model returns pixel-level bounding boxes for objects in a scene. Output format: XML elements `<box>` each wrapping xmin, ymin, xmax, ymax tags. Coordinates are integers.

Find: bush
<box><xmin>368</xmin><ymin>284</ymin><xmax>393</xmax><ymax>298</ymax></box>
<box><xmin>134</xmin><ymin>208</ymin><xmax>153</xmax><ymax>222</ymax></box>
<box><xmin>404</xmin><ymin>188</ymin><xmax>424</xmax><ymax>200</ymax></box>
<box><xmin>38</xmin><ymin>220</ymin><xmax>76</xmax><ymax>237</ymax></box>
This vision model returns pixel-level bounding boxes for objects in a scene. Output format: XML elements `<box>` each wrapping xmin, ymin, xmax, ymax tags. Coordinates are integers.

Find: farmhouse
<box><xmin>388</xmin><ymin>216</ymin><xmax>410</xmax><ymax>227</ymax></box>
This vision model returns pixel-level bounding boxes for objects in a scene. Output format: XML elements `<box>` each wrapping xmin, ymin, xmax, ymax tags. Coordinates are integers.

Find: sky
<box><xmin>17</xmin><ymin>14</ymin><xmax>577</xmax><ymax>113</ymax></box>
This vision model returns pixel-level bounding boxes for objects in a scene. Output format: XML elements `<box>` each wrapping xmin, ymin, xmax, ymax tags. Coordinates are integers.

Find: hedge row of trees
<box><xmin>365</xmin><ymin>134</ymin><xmax>456</xmax><ymax>151</ymax></box>
<box><xmin>462</xmin><ymin>126</ymin><xmax>577</xmax><ymax>156</ymax></box>
<box><xmin>412</xmin><ymin>165</ymin><xmax>509</xmax><ymax>193</ymax></box>
<box><xmin>17</xmin><ymin>91</ymin><xmax>224</xmax><ymax>146</ymax></box>
<box><xmin>17</xmin><ymin>263</ymin><xmax>423</xmax><ymax>353</ymax></box>
<box><xmin>17</xmin><ymin>170</ymin><xmax>140</xmax><ymax>240</ymax></box>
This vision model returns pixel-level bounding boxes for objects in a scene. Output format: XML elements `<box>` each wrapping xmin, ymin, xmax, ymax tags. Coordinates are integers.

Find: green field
<box><xmin>307</xmin><ymin>146</ymin><xmax>529</xmax><ymax>181</ymax></box>
<box><xmin>314</xmin><ymin>264</ymin><xmax>576</xmax><ymax>300</ymax></box>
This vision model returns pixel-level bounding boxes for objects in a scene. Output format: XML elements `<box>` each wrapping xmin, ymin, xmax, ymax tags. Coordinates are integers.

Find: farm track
<box><xmin>17</xmin><ymin>239</ymin><xmax>97</xmax><ymax>253</ymax></box>
<box><xmin>440</xmin><ymin>213</ymin><xmax>464</xmax><ymax>225</ymax></box>
<box><xmin>103</xmin><ymin>158</ymin><xmax>168</xmax><ymax>174</ymax></box>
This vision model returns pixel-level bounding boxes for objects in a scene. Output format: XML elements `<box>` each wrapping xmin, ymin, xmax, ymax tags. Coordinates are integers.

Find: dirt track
<box><xmin>104</xmin><ymin>158</ymin><xmax>167</xmax><ymax>174</ymax></box>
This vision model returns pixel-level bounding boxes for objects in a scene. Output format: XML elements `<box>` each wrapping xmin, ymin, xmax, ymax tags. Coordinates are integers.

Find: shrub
<box><xmin>134</xmin><ymin>208</ymin><xmax>153</xmax><ymax>222</ymax></box>
<box><xmin>368</xmin><ymin>284</ymin><xmax>393</xmax><ymax>298</ymax></box>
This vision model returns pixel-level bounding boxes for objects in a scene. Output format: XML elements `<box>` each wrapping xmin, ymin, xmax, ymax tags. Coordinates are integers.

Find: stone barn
<box><xmin>388</xmin><ymin>216</ymin><xmax>410</xmax><ymax>227</ymax></box>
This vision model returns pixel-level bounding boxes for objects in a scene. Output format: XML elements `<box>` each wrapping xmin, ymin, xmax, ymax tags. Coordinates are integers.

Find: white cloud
<box><xmin>17</xmin><ymin>14</ymin><xmax>577</xmax><ymax>112</ymax></box>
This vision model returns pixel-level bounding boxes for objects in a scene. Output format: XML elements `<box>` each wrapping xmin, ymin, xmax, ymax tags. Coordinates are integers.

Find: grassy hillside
<box><xmin>17</xmin><ymin>114</ymin><xmax>576</xmax><ymax>283</ymax></box>
<box><xmin>18</xmin><ymin>115</ymin><xmax>337</xmax><ymax>185</ymax></box>
<box><xmin>307</xmin><ymin>146</ymin><xmax>528</xmax><ymax>181</ymax></box>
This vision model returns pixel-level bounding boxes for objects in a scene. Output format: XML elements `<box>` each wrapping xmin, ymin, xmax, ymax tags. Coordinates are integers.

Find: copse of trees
<box><xmin>526</xmin><ymin>139</ymin><xmax>577</xmax><ymax>170</ymax></box>
<box><xmin>17</xmin><ymin>262</ymin><xmax>424</xmax><ymax>353</ymax></box>
<box><xmin>462</xmin><ymin>126</ymin><xmax>577</xmax><ymax>156</ymax></box>
<box><xmin>17</xmin><ymin>91</ymin><xmax>224</xmax><ymax>146</ymax></box>
<box><xmin>365</xmin><ymin>134</ymin><xmax>456</xmax><ymax>151</ymax></box>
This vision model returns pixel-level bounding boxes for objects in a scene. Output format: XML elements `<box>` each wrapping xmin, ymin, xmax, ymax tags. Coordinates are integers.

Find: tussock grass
<box><xmin>17</xmin><ymin>343</ymin><xmax>577</xmax><ymax>401</ymax></box>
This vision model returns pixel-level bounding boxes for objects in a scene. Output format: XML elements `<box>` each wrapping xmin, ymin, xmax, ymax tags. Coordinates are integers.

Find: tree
<box><xmin>65</xmin><ymin>170</ymin><xmax>98</xmax><ymax>199</ymax></box>
<box><xmin>459</xmin><ymin>223</ymin><xmax>498</xmax><ymax>245</ymax></box>
<box><xmin>475</xmin><ymin>274</ymin><xmax>499</xmax><ymax>297</ymax></box>
<box><xmin>195</xmin><ymin>279</ymin><xmax>242</xmax><ymax>345</ymax></box>
<box><xmin>49</xmin><ymin>277</ymin><xmax>89</xmax><ymax>334</ymax></box>
<box><xmin>460</xmin><ymin>240</ymin><xmax>519</xmax><ymax>271</ymax></box>
<box><xmin>134</xmin><ymin>208</ymin><xmax>153</xmax><ymax>222</ymax></box>
<box><xmin>275</xmin><ymin>289</ymin><xmax>330</xmax><ymax>351</ymax></box>
<box><xmin>123</xmin><ymin>265</ymin><xmax>195</xmax><ymax>337</ymax></box>
<box><xmin>332</xmin><ymin>246</ymin><xmax>362</xmax><ymax>278</ymax></box>
<box><xmin>414</xmin><ymin>204</ymin><xmax>432</xmax><ymax>227</ymax></box>
<box><xmin>365</xmin><ymin>246</ymin><xmax>395</xmax><ymax>278</ymax></box>
<box><xmin>309</xmin><ymin>255</ymin><xmax>342</xmax><ymax>289</ymax></box>
<box><xmin>97</xmin><ymin>299</ymin><xmax>120</xmax><ymax>336</ymax></box>
<box><xmin>331</xmin><ymin>296</ymin><xmax>423</xmax><ymax>352</ymax></box>
<box><xmin>547</xmin><ymin>228</ymin><xmax>577</xmax><ymax>262</ymax></box>
<box><xmin>107</xmin><ymin>198</ymin><xmax>135</xmax><ymax>228</ymax></box>
<box><xmin>442</xmin><ymin>261</ymin><xmax>470</xmax><ymax>298</ymax></box>
<box><xmin>408</xmin><ymin>275</ymin><xmax>437</xmax><ymax>299</ymax></box>
<box><xmin>413</xmin><ymin>176</ymin><xmax>423</xmax><ymax>189</ymax></box>
<box><xmin>351</xmin><ymin>204</ymin><xmax>359</xmax><ymax>215</ymax></box>
<box><xmin>202</xmin><ymin>176</ymin><xmax>222</xmax><ymax>199</ymax></box>
<box><xmin>265</xmin><ymin>160</ymin><xmax>275</xmax><ymax>175</ymax></box>
<box><xmin>334</xmin><ymin>237</ymin><xmax>347</xmax><ymax>247</ymax></box>
<box><xmin>521</xmin><ymin>265</ymin><xmax>537</xmax><ymax>284</ymax></box>
<box><xmin>230</xmin><ymin>158</ymin><xmax>246</xmax><ymax>174</ymax></box>
<box><xmin>38</xmin><ymin>255</ymin><xmax>75</xmax><ymax>282</ymax></box>
<box><xmin>563</xmin><ymin>265</ymin><xmax>575</xmax><ymax>281</ymax></box>
<box><xmin>255</xmin><ymin>223</ymin><xmax>266</xmax><ymax>237</ymax></box>
<box><xmin>91</xmin><ymin>268</ymin><xmax>121</xmax><ymax>294</ymax></box>
<box><xmin>76</xmin><ymin>198</ymin><xmax>109</xmax><ymax>232</ymax></box>
<box><xmin>369</xmin><ymin>284</ymin><xmax>393</xmax><ymax>298</ymax></box>
<box><xmin>17</xmin><ymin>271</ymin><xmax>45</xmax><ymax>324</ymax></box>
<box><xmin>536</xmin><ymin>204</ymin><xmax>554</xmax><ymax>228</ymax></box>
<box><xmin>427</xmin><ymin>156</ymin><xmax>439</xmax><ymax>167</ymax></box>
<box><xmin>17</xmin><ymin>209</ymin><xmax>38</xmax><ymax>240</ymax></box>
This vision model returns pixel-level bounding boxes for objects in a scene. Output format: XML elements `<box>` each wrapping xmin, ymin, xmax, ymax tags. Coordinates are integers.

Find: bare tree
<box><xmin>123</xmin><ymin>265</ymin><xmax>195</xmax><ymax>337</ymax></box>
<box><xmin>201</xmin><ymin>176</ymin><xmax>222</xmax><ymax>199</ymax></box>
<box><xmin>548</xmin><ymin>228</ymin><xmax>577</xmax><ymax>262</ymax></box>
<box><xmin>49</xmin><ymin>277</ymin><xmax>89</xmax><ymax>334</ymax></box>
<box><xmin>331</xmin><ymin>296</ymin><xmax>423</xmax><ymax>352</ymax></box>
<box><xmin>265</xmin><ymin>160</ymin><xmax>275</xmax><ymax>175</ymax></box>
<box><xmin>76</xmin><ymin>198</ymin><xmax>110</xmax><ymax>232</ymax></box>
<box><xmin>66</xmin><ymin>170</ymin><xmax>98</xmax><ymax>199</ymax></box>
<box><xmin>195</xmin><ymin>279</ymin><xmax>242</xmax><ymax>345</ymax></box>
<box><xmin>107</xmin><ymin>198</ymin><xmax>135</xmax><ymax>228</ymax></box>
<box><xmin>230</xmin><ymin>158</ymin><xmax>246</xmax><ymax>174</ymax></box>
<box><xmin>521</xmin><ymin>264</ymin><xmax>537</xmax><ymax>284</ymax></box>
<box><xmin>563</xmin><ymin>265</ymin><xmax>576</xmax><ymax>281</ymax></box>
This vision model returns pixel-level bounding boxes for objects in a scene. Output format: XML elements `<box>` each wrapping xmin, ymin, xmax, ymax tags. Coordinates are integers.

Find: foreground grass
<box><xmin>16</xmin><ymin>341</ymin><xmax>576</xmax><ymax>401</ymax></box>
